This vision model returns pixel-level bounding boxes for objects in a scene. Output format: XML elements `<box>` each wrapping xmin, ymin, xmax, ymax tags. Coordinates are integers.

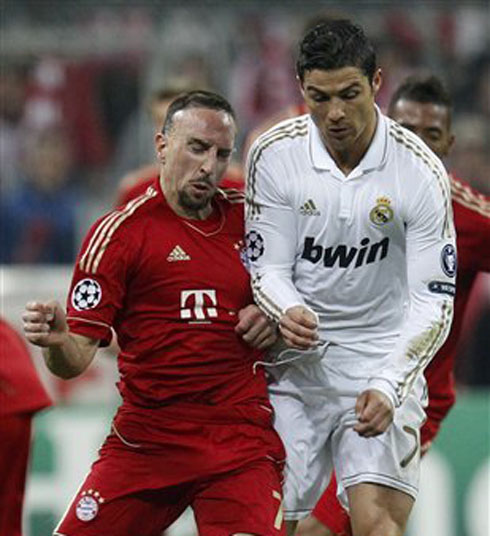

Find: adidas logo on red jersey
<box><xmin>167</xmin><ymin>245</ymin><xmax>191</xmax><ymax>262</ymax></box>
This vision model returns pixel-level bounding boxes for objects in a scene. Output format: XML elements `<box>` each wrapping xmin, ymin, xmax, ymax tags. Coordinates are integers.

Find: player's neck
<box><xmin>323</xmin><ymin>112</ymin><xmax>378</xmax><ymax>176</ymax></box>
<box><xmin>170</xmin><ymin>201</ymin><xmax>213</xmax><ymax>221</ymax></box>
<box><xmin>160</xmin><ymin>177</ymin><xmax>213</xmax><ymax>220</ymax></box>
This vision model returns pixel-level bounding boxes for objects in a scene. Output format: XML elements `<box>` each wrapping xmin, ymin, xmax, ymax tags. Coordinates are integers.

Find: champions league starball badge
<box><xmin>71</xmin><ymin>278</ymin><xmax>102</xmax><ymax>311</ymax></box>
<box><xmin>441</xmin><ymin>244</ymin><xmax>457</xmax><ymax>277</ymax></box>
<box><xmin>245</xmin><ymin>230</ymin><xmax>265</xmax><ymax>262</ymax></box>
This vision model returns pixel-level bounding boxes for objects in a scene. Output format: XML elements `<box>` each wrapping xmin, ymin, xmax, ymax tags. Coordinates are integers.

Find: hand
<box><xmin>235</xmin><ymin>304</ymin><xmax>278</xmax><ymax>350</ymax></box>
<box><xmin>279</xmin><ymin>305</ymin><xmax>318</xmax><ymax>350</ymax></box>
<box><xmin>354</xmin><ymin>389</ymin><xmax>394</xmax><ymax>437</ymax></box>
<box><xmin>22</xmin><ymin>300</ymin><xmax>68</xmax><ymax>348</ymax></box>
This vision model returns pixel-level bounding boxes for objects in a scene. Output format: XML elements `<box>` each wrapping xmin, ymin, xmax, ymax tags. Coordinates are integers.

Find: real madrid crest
<box><xmin>370</xmin><ymin>196</ymin><xmax>394</xmax><ymax>226</ymax></box>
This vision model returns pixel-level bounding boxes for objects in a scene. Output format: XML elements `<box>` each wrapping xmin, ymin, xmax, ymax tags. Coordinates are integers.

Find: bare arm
<box><xmin>22</xmin><ymin>300</ymin><xmax>100</xmax><ymax>379</ymax></box>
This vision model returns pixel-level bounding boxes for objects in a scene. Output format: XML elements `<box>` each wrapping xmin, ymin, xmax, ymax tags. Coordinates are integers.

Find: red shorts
<box><xmin>0</xmin><ymin>413</ymin><xmax>32</xmax><ymax>536</ymax></box>
<box><xmin>56</xmin><ymin>403</ymin><xmax>286</xmax><ymax>535</ymax></box>
<box><xmin>311</xmin><ymin>473</ymin><xmax>351</xmax><ymax>536</ymax></box>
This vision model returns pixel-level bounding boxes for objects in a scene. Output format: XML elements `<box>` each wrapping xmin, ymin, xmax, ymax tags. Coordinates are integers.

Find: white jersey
<box><xmin>245</xmin><ymin>110</ymin><xmax>456</xmax><ymax>407</ymax></box>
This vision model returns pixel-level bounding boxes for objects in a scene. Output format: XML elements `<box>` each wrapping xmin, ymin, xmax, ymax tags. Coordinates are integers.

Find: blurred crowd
<box><xmin>1</xmin><ymin>2</ymin><xmax>489</xmax><ymax>385</ymax></box>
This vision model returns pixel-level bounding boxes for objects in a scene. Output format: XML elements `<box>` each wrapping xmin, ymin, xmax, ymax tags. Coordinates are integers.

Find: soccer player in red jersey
<box><xmin>22</xmin><ymin>90</ymin><xmax>286</xmax><ymax>536</ymax></box>
<box><xmin>0</xmin><ymin>316</ymin><xmax>52</xmax><ymax>536</ymax></box>
<box><xmin>298</xmin><ymin>75</ymin><xmax>490</xmax><ymax>536</ymax></box>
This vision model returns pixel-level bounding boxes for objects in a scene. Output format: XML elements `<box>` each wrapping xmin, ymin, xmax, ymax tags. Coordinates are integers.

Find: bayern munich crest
<box><xmin>71</xmin><ymin>278</ymin><xmax>102</xmax><ymax>311</ymax></box>
<box><xmin>75</xmin><ymin>490</ymin><xmax>104</xmax><ymax>522</ymax></box>
<box><xmin>245</xmin><ymin>230</ymin><xmax>265</xmax><ymax>262</ymax></box>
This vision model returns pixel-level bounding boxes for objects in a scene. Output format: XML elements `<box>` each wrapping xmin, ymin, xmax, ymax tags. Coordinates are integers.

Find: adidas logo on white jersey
<box><xmin>167</xmin><ymin>245</ymin><xmax>191</xmax><ymax>262</ymax></box>
<box><xmin>299</xmin><ymin>199</ymin><xmax>320</xmax><ymax>216</ymax></box>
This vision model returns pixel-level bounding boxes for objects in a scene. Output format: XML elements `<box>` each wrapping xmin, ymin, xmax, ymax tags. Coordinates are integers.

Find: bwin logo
<box><xmin>301</xmin><ymin>236</ymin><xmax>390</xmax><ymax>268</ymax></box>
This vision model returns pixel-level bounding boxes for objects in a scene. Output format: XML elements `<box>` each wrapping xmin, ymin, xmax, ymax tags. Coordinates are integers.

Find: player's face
<box><xmin>301</xmin><ymin>66</ymin><xmax>381</xmax><ymax>158</ymax></box>
<box><xmin>156</xmin><ymin>107</ymin><xmax>236</xmax><ymax>217</ymax></box>
<box><xmin>390</xmin><ymin>99</ymin><xmax>454</xmax><ymax>158</ymax></box>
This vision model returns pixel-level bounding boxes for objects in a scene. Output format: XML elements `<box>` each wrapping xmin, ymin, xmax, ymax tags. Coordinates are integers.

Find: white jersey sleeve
<box><xmin>368</xmin><ymin>164</ymin><xmax>456</xmax><ymax>407</ymax></box>
<box><xmin>245</xmin><ymin>129</ymin><xmax>311</xmax><ymax>322</ymax></box>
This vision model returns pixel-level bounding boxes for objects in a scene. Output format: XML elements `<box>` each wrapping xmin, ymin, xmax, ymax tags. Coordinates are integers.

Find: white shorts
<box><xmin>267</xmin><ymin>344</ymin><xmax>427</xmax><ymax>521</ymax></box>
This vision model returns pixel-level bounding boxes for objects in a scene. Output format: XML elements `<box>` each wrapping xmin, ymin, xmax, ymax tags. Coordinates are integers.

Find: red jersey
<box><xmin>0</xmin><ymin>317</ymin><xmax>52</xmax><ymax>416</ymax></box>
<box><xmin>66</xmin><ymin>179</ymin><xmax>270</xmax><ymax>412</ymax></box>
<box><xmin>422</xmin><ymin>175</ymin><xmax>490</xmax><ymax>441</ymax></box>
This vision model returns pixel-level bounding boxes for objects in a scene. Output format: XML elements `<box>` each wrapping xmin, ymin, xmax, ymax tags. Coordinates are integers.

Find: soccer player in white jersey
<box><xmin>245</xmin><ymin>19</ymin><xmax>456</xmax><ymax>536</ymax></box>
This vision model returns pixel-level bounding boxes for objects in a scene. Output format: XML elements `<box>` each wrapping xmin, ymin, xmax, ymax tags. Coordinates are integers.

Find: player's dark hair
<box><xmin>162</xmin><ymin>90</ymin><xmax>235</xmax><ymax>134</ymax></box>
<box><xmin>388</xmin><ymin>75</ymin><xmax>452</xmax><ymax>115</ymax></box>
<box><xmin>296</xmin><ymin>19</ymin><xmax>376</xmax><ymax>83</ymax></box>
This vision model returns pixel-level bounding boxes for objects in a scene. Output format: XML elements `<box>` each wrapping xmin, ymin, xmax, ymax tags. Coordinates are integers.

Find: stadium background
<box><xmin>1</xmin><ymin>1</ymin><xmax>488</xmax><ymax>535</ymax></box>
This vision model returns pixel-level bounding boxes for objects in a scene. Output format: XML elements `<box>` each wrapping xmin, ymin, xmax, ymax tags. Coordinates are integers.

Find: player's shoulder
<box><xmin>451</xmin><ymin>174</ymin><xmax>490</xmax><ymax>220</ymax></box>
<box><xmin>84</xmin><ymin>186</ymin><xmax>159</xmax><ymax>245</ymax></box>
<box><xmin>116</xmin><ymin>170</ymin><xmax>158</xmax><ymax>206</ymax></box>
<box><xmin>214</xmin><ymin>188</ymin><xmax>245</xmax><ymax>234</ymax></box>
<box><xmin>78</xmin><ymin>186</ymin><xmax>159</xmax><ymax>273</ymax></box>
<box><xmin>249</xmin><ymin>114</ymin><xmax>310</xmax><ymax>160</ymax></box>
<box><xmin>216</xmin><ymin>187</ymin><xmax>245</xmax><ymax>213</ymax></box>
<box><xmin>387</xmin><ymin>117</ymin><xmax>447</xmax><ymax>182</ymax></box>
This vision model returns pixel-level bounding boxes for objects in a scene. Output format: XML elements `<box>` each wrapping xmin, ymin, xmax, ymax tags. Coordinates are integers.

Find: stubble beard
<box><xmin>178</xmin><ymin>188</ymin><xmax>215</xmax><ymax>212</ymax></box>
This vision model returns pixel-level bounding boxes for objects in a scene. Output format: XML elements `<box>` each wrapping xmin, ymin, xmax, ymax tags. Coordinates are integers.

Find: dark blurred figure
<box><xmin>0</xmin><ymin>316</ymin><xmax>52</xmax><ymax>536</ymax></box>
<box><xmin>0</xmin><ymin>126</ymin><xmax>80</xmax><ymax>263</ymax></box>
<box><xmin>0</xmin><ymin>63</ymin><xmax>29</xmax><ymax>196</ymax></box>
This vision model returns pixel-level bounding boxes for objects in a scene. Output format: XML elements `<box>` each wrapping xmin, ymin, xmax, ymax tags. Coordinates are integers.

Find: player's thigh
<box><xmin>347</xmin><ymin>482</ymin><xmax>414</xmax><ymax>536</ymax></box>
<box><xmin>193</xmin><ymin>458</ymin><xmax>285</xmax><ymax>536</ymax></box>
<box><xmin>55</xmin><ymin>473</ymin><xmax>190</xmax><ymax>536</ymax></box>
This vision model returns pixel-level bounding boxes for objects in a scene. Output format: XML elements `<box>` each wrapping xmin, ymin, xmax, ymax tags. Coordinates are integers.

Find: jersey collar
<box><xmin>308</xmin><ymin>105</ymin><xmax>388</xmax><ymax>177</ymax></box>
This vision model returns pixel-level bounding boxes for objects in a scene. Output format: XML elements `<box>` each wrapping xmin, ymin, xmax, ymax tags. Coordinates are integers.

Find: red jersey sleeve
<box><xmin>451</xmin><ymin>176</ymin><xmax>490</xmax><ymax>272</ymax></box>
<box><xmin>66</xmin><ymin>206</ymin><xmax>140</xmax><ymax>345</ymax></box>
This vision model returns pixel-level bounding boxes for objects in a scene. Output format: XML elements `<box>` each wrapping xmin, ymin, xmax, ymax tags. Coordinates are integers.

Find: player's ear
<box><xmin>372</xmin><ymin>68</ymin><xmax>382</xmax><ymax>96</ymax></box>
<box><xmin>155</xmin><ymin>132</ymin><xmax>167</xmax><ymax>163</ymax></box>
<box><xmin>448</xmin><ymin>133</ymin><xmax>455</xmax><ymax>153</ymax></box>
<box><xmin>298</xmin><ymin>75</ymin><xmax>306</xmax><ymax>99</ymax></box>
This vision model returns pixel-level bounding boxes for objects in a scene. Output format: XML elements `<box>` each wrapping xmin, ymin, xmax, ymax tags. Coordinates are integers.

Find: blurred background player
<box><xmin>0</xmin><ymin>316</ymin><xmax>52</xmax><ymax>536</ymax></box>
<box><xmin>297</xmin><ymin>75</ymin><xmax>490</xmax><ymax>536</ymax></box>
<box><xmin>116</xmin><ymin>83</ymin><xmax>243</xmax><ymax>206</ymax></box>
<box><xmin>0</xmin><ymin>125</ymin><xmax>80</xmax><ymax>264</ymax></box>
